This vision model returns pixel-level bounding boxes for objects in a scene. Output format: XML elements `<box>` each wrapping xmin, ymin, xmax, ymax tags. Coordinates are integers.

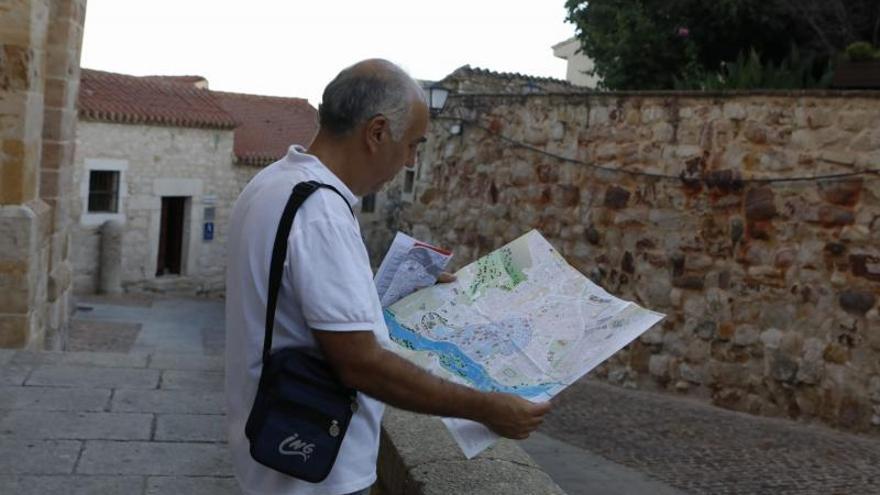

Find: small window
<box><xmin>88</xmin><ymin>170</ymin><xmax>120</xmax><ymax>213</ymax></box>
<box><xmin>403</xmin><ymin>170</ymin><xmax>415</xmax><ymax>193</ymax></box>
<box><xmin>361</xmin><ymin>193</ymin><xmax>376</xmax><ymax>213</ymax></box>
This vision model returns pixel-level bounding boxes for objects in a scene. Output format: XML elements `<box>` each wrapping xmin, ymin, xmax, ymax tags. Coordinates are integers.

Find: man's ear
<box><xmin>364</xmin><ymin>115</ymin><xmax>389</xmax><ymax>153</ymax></box>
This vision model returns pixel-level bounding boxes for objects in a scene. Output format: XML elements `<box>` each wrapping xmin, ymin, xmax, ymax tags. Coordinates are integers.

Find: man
<box><xmin>225</xmin><ymin>59</ymin><xmax>551</xmax><ymax>495</ymax></box>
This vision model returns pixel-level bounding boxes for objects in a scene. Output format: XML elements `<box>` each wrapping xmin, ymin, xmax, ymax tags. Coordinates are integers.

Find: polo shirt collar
<box><xmin>286</xmin><ymin>145</ymin><xmax>360</xmax><ymax>207</ymax></box>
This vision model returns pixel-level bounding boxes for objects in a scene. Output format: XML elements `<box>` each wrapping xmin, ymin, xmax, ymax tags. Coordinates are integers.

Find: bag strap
<box><xmin>263</xmin><ymin>180</ymin><xmax>354</xmax><ymax>365</ymax></box>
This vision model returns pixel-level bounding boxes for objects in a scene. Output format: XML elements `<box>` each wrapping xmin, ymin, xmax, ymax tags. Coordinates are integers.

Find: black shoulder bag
<box><xmin>245</xmin><ymin>181</ymin><xmax>359</xmax><ymax>483</ymax></box>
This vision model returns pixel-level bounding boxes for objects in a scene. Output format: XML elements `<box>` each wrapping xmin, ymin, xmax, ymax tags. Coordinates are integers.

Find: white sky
<box><xmin>80</xmin><ymin>0</ymin><xmax>576</xmax><ymax>105</ymax></box>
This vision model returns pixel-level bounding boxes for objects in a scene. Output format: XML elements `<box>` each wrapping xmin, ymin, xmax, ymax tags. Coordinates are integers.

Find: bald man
<box><xmin>225</xmin><ymin>59</ymin><xmax>551</xmax><ymax>495</ymax></box>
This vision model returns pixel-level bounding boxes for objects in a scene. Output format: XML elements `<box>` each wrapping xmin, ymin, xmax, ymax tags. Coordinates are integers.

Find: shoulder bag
<box><xmin>245</xmin><ymin>180</ymin><xmax>359</xmax><ymax>483</ymax></box>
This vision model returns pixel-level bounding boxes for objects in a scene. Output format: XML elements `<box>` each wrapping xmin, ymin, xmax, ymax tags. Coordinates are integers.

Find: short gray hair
<box><xmin>318</xmin><ymin>60</ymin><xmax>422</xmax><ymax>141</ymax></box>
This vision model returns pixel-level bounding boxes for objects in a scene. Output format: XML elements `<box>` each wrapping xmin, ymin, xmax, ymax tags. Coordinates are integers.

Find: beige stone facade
<box><xmin>552</xmin><ymin>37</ymin><xmax>600</xmax><ymax>88</ymax></box>
<box><xmin>0</xmin><ymin>0</ymin><xmax>86</xmax><ymax>349</ymax></box>
<box><xmin>381</xmin><ymin>91</ymin><xmax>880</xmax><ymax>432</ymax></box>
<box><xmin>71</xmin><ymin>121</ymin><xmax>250</xmax><ymax>295</ymax></box>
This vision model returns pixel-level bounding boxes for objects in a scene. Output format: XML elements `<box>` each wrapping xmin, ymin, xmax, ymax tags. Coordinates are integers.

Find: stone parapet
<box><xmin>377</xmin><ymin>408</ymin><xmax>565</xmax><ymax>495</ymax></box>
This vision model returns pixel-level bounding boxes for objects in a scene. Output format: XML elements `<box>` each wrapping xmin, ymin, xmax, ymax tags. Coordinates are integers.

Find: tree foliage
<box><xmin>565</xmin><ymin>0</ymin><xmax>880</xmax><ymax>90</ymax></box>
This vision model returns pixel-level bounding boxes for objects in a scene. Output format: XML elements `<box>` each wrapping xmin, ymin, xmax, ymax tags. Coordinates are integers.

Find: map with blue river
<box><xmin>379</xmin><ymin>230</ymin><xmax>665</xmax><ymax>458</ymax></box>
<box><xmin>384</xmin><ymin>310</ymin><xmax>559</xmax><ymax>399</ymax></box>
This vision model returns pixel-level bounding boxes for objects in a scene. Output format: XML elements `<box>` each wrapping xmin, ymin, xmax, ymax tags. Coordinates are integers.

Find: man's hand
<box><xmin>478</xmin><ymin>393</ymin><xmax>552</xmax><ymax>440</ymax></box>
<box><xmin>436</xmin><ymin>271</ymin><xmax>456</xmax><ymax>284</ymax></box>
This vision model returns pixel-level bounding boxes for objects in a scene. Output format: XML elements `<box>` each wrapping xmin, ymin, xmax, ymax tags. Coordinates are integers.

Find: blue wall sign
<box><xmin>203</xmin><ymin>222</ymin><xmax>214</xmax><ymax>241</ymax></box>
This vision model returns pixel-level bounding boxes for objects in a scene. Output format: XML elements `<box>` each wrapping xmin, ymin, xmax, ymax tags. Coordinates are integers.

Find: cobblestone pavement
<box><xmin>0</xmin><ymin>348</ymin><xmax>238</xmax><ymax>494</ymax></box>
<box><xmin>0</xmin><ymin>296</ymin><xmax>239</xmax><ymax>494</ymax></box>
<box><xmin>542</xmin><ymin>379</ymin><xmax>880</xmax><ymax>495</ymax></box>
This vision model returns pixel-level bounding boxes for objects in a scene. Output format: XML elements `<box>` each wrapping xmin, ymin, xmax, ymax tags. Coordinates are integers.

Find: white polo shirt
<box><xmin>225</xmin><ymin>146</ymin><xmax>388</xmax><ymax>495</ymax></box>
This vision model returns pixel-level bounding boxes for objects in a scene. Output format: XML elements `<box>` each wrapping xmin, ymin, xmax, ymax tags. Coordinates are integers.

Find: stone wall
<box><xmin>378</xmin><ymin>407</ymin><xmax>565</xmax><ymax>494</ymax></box>
<box><xmin>71</xmin><ymin>121</ymin><xmax>244</xmax><ymax>295</ymax></box>
<box><xmin>439</xmin><ymin>66</ymin><xmax>581</xmax><ymax>95</ymax></box>
<box><xmin>0</xmin><ymin>0</ymin><xmax>86</xmax><ymax>349</ymax></box>
<box><xmin>388</xmin><ymin>91</ymin><xmax>880</xmax><ymax>432</ymax></box>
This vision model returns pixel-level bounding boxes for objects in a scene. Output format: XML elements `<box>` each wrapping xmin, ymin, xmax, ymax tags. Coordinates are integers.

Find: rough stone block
<box><xmin>0</xmin><ymin>439</ymin><xmax>80</xmax><ymax>474</ymax></box>
<box><xmin>0</xmin><ymin>274</ymin><xmax>30</xmax><ymax>313</ymax></box>
<box><xmin>796</xmin><ymin>352</ymin><xmax>825</xmax><ymax>385</ymax></box>
<box><xmin>649</xmin><ymin>355</ymin><xmax>671</xmax><ymax>381</ymax></box>
<box><xmin>0</xmin><ymin>315</ymin><xmax>30</xmax><ymax>348</ymax></box>
<box><xmin>819</xmin><ymin>179</ymin><xmax>863</xmax><ymax>206</ymax></box>
<box><xmin>0</xmin><ymin>385</ymin><xmax>109</xmax><ymax>411</ymax></box>
<box><xmin>869</xmin><ymin>376</ymin><xmax>880</xmax><ymax>403</ymax></box>
<box><xmin>112</xmin><ymin>389</ymin><xmax>224</xmax><ymax>414</ymax></box>
<box><xmin>155</xmin><ymin>414</ymin><xmax>226</xmax><ymax>442</ymax></box>
<box><xmin>0</xmin><ymin>140</ymin><xmax>36</xmax><ymax>204</ymax></box>
<box><xmin>723</xmin><ymin>103</ymin><xmax>747</xmax><ymax>121</ymax></box>
<box><xmin>26</xmin><ymin>365</ymin><xmax>159</xmax><ymax>389</ymax></box>
<box><xmin>0</xmin><ymin>411</ymin><xmax>152</xmax><ymax>440</ymax></box>
<box><xmin>160</xmin><ymin>370</ymin><xmax>223</xmax><ymax>392</ymax></box>
<box><xmin>809</xmin><ymin>205</ymin><xmax>854</xmax><ymax>227</ymax></box>
<box><xmin>673</xmin><ymin>275</ymin><xmax>705</xmax><ymax>291</ymax></box>
<box><xmin>707</xmin><ymin>361</ymin><xmax>751</xmax><ymax>388</ymax></box>
<box><xmin>849</xmin><ymin>254</ymin><xmax>880</xmax><ymax>282</ymax></box>
<box><xmin>765</xmin><ymin>349</ymin><xmax>798</xmax><ymax>382</ymax></box>
<box><xmin>839</xmin><ymin>290</ymin><xmax>877</xmax><ymax>315</ymax></box>
<box><xmin>745</xmin><ymin>187</ymin><xmax>777</xmax><ymax>222</ymax></box>
<box><xmin>603</xmin><ymin>186</ymin><xmax>630</xmax><ymax>209</ymax></box>
<box><xmin>0</xmin><ymin>45</ymin><xmax>32</xmax><ymax>91</ymax></box>
<box><xmin>823</xmin><ymin>343</ymin><xmax>850</xmax><ymax>365</ymax></box>
<box><xmin>679</xmin><ymin>363</ymin><xmax>704</xmax><ymax>384</ymax></box>
<box><xmin>553</xmin><ymin>185</ymin><xmax>580</xmax><ymax>208</ymax></box>
<box><xmin>77</xmin><ymin>441</ymin><xmax>232</xmax><ymax>476</ymax></box>
<box><xmin>0</xmin><ymin>475</ymin><xmax>143</xmax><ymax>495</ymax></box>
<box><xmin>510</xmin><ymin>161</ymin><xmax>535</xmax><ymax>186</ymax></box>
<box><xmin>743</xmin><ymin>122</ymin><xmax>768</xmax><ymax>144</ymax></box>
<box><xmin>840</xmin><ymin>225</ymin><xmax>870</xmax><ymax>242</ymax></box>
<box><xmin>850</xmin><ymin>129</ymin><xmax>880</xmax><ymax>151</ymax></box>
<box><xmin>641</xmin><ymin>106</ymin><xmax>666</xmax><ymax>124</ymax></box>
<box><xmin>760</xmin><ymin>328</ymin><xmax>784</xmax><ymax>349</ymax></box>
<box><xmin>732</xmin><ymin>325</ymin><xmax>759</xmax><ymax>347</ymax></box>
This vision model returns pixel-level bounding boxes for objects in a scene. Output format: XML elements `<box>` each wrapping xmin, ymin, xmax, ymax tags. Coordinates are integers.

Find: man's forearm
<box><xmin>314</xmin><ymin>329</ymin><xmax>550</xmax><ymax>439</ymax></box>
<box><xmin>340</xmin><ymin>345</ymin><xmax>492</xmax><ymax>422</ymax></box>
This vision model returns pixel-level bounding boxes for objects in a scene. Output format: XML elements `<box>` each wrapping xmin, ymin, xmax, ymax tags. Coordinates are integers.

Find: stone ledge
<box><xmin>377</xmin><ymin>408</ymin><xmax>566</xmax><ymax>495</ymax></box>
<box><xmin>449</xmin><ymin>89</ymin><xmax>880</xmax><ymax>99</ymax></box>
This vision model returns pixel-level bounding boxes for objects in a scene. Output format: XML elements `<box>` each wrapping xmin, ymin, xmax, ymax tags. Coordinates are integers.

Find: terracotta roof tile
<box><xmin>141</xmin><ymin>75</ymin><xmax>210</xmax><ymax>88</ymax></box>
<box><xmin>78</xmin><ymin>69</ymin><xmax>237</xmax><ymax>129</ymax></box>
<box><xmin>440</xmin><ymin>65</ymin><xmax>585</xmax><ymax>95</ymax></box>
<box><xmin>78</xmin><ymin>69</ymin><xmax>318</xmax><ymax>166</ymax></box>
<box><xmin>448</xmin><ymin>64</ymin><xmax>573</xmax><ymax>85</ymax></box>
<box><xmin>213</xmin><ymin>91</ymin><xmax>318</xmax><ymax>166</ymax></box>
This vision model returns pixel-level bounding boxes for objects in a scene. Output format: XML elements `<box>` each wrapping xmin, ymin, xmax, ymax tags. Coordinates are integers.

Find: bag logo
<box><xmin>278</xmin><ymin>434</ymin><xmax>315</xmax><ymax>461</ymax></box>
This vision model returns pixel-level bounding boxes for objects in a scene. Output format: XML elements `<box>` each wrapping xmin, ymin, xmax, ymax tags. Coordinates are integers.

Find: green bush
<box><xmin>566</xmin><ymin>0</ymin><xmax>880</xmax><ymax>90</ymax></box>
<box><xmin>675</xmin><ymin>46</ymin><xmax>833</xmax><ymax>90</ymax></box>
<box><xmin>845</xmin><ymin>42</ymin><xmax>878</xmax><ymax>62</ymax></box>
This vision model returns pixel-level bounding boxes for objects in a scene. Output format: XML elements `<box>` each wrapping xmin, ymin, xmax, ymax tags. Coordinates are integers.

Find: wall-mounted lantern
<box><xmin>427</xmin><ymin>85</ymin><xmax>450</xmax><ymax>117</ymax></box>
